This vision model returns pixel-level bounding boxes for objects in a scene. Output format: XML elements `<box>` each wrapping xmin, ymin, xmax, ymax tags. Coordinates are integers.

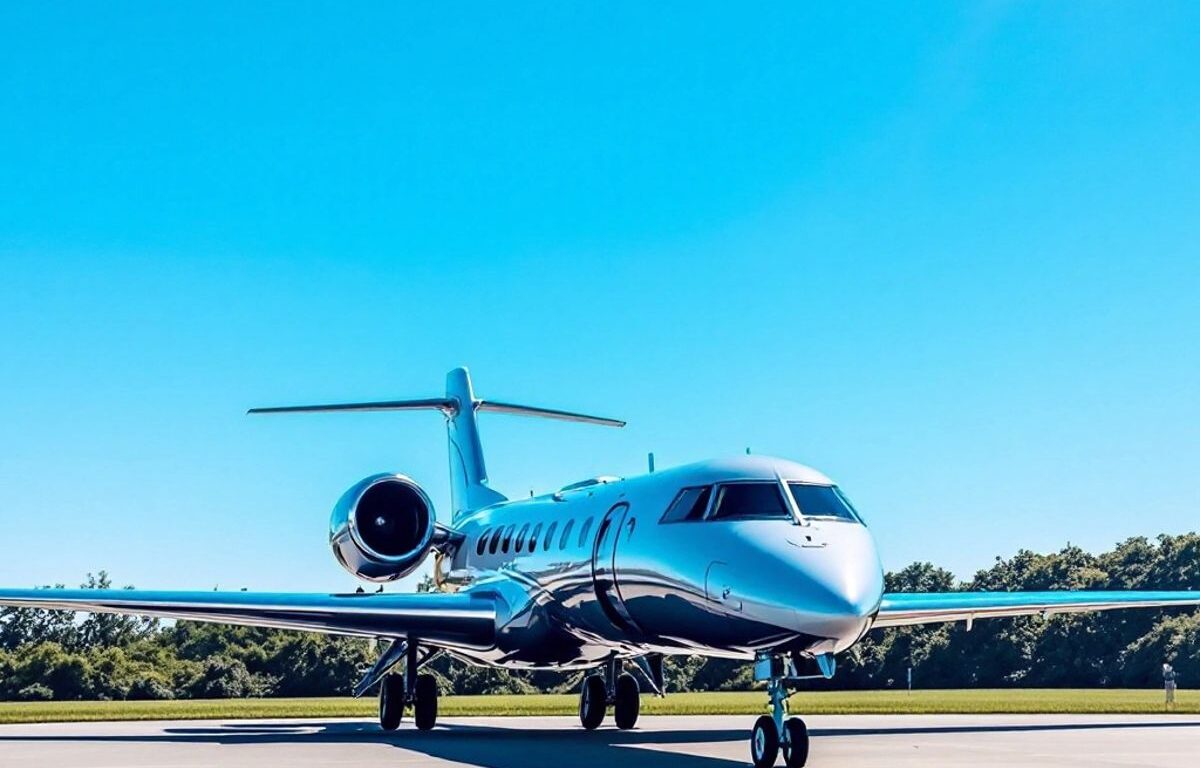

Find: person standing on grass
<box><xmin>1163</xmin><ymin>663</ymin><xmax>1177</xmax><ymax>708</ymax></box>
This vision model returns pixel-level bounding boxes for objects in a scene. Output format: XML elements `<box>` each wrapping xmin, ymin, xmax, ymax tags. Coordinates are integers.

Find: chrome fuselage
<box><xmin>435</xmin><ymin>455</ymin><xmax>884</xmax><ymax>669</ymax></box>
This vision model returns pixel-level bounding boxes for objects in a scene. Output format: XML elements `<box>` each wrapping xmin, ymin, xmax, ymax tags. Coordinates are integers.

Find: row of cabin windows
<box><xmin>474</xmin><ymin>516</ymin><xmax>596</xmax><ymax>557</ymax></box>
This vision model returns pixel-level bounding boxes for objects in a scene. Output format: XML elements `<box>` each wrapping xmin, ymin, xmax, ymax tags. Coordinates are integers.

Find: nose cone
<box><xmin>791</xmin><ymin>526</ymin><xmax>884</xmax><ymax>649</ymax></box>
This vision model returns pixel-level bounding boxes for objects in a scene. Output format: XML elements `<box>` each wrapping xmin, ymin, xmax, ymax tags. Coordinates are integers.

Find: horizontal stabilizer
<box><xmin>249</xmin><ymin>397</ymin><xmax>624</xmax><ymax>427</ymax></box>
<box><xmin>248</xmin><ymin>398</ymin><xmax>456</xmax><ymax>415</ymax></box>
<box><xmin>477</xmin><ymin>400</ymin><xmax>624</xmax><ymax>427</ymax></box>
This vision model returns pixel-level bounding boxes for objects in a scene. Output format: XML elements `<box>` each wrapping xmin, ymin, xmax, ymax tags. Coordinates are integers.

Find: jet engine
<box><xmin>330</xmin><ymin>473</ymin><xmax>437</xmax><ymax>582</ymax></box>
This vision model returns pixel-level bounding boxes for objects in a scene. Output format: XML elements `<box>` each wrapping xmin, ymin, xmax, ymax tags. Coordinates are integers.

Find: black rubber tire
<box><xmin>782</xmin><ymin>717</ymin><xmax>809</xmax><ymax>767</ymax></box>
<box><xmin>579</xmin><ymin>674</ymin><xmax>607</xmax><ymax>730</ymax></box>
<box><xmin>413</xmin><ymin>674</ymin><xmax>438</xmax><ymax>731</ymax></box>
<box><xmin>751</xmin><ymin>715</ymin><xmax>779</xmax><ymax>768</ymax></box>
<box><xmin>379</xmin><ymin>674</ymin><xmax>404</xmax><ymax>731</ymax></box>
<box><xmin>613</xmin><ymin>672</ymin><xmax>640</xmax><ymax>730</ymax></box>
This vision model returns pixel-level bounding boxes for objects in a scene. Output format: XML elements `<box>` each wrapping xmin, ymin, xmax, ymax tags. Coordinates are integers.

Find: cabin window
<box><xmin>660</xmin><ymin>486</ymin><xmax>712</xmax><ymax>523</ymax></box>
<box><xmin>710</xmin><ymin>482</ymin><xmax>792</xmax><ymax>521</ymax></box>
<box><xmin>577</xmin><ymin>517</ymin><xmax>593</xmax><ymax>548</ymax></box>
<box><xmin>529</xmin><ymin>523</ymin><xmax>542</xmax><ymax>553</ymax></box>
<box><xmin>559</xmin><ymin>520</ymin><xmax>574</xmax><ymax>549</ymax></box>
<box><xmin>476</xmin><ymin>529</ymin><xmax>490</xmax><ymax>556</ymax></box>
<box><xmin>515</xmin><ymin>524</ymin><xmax>530</xmax><ymax>552</ymax></box>
<box><xmin>501</xmin><ymin>525</ymin><xmax>515</xmax><ymax>553</ymax></box>
<box><xmin>788</xmin><ymin>483</ymin><xmax>861</xmax><ymax>522</ymax></box>
<box><xmin>488</xmin><ymin>528</ymin><xmax>501</xmax><ymax>555</ymax></box>
<box><xmin>544</xmin><ymin>521</ymin><xmax>558</xmax><ymax>550</ymax></box>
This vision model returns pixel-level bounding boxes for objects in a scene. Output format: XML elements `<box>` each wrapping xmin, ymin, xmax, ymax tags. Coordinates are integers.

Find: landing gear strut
<box><xmin>749</xmin><ymin>652</ymin><xmax>831</xmax><ymax>767</ymax></box>
<box><xmin>378</xmin><ymin>641</ymin><xmax>440</xmax><ymax>731</ymax></box>
<box><xmin>751</xmin><ymin>678</ymin><xmax>808</xmax><ymax>767</ymax></box>
<box><xmin>578</xmin><ymin>657</ymin><xmax>642</xmax><ymax>731</ymax></box>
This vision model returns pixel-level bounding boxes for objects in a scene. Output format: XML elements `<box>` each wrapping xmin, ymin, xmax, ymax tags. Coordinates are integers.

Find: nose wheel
<box><xmin>751</xmin><ymin>704</ymin><xmax>808</xmax><ymax>767</ymax></box>
<box><xmin>782</xmin><ymin>717</ymin><xmax>809</xmax><ymax>767</ymax></box>
<box><xmin>751</xmin><ymin>715</ymin><xmax>779</xmax><ymax>767</ymax></box>
<box><xmin>750</xmin><ymin>653</ymin><xmax>826</xmax><ymax>767</ymax></box>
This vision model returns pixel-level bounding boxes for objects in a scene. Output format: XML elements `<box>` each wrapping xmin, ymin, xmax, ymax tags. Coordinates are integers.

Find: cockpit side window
<box><xmin>788</xmin><ymin>483</ymin><xmax>861</xmax><ymax>522</ymax></box>
<box><xmin>710</xmin><ymin>482</ymin><xmax>791</xmax><ymax>521</ymax></box>
<box><xmin>660</xmin><ymin>486</ymin><xmax>712</xmax><ymax>523</ymax></box>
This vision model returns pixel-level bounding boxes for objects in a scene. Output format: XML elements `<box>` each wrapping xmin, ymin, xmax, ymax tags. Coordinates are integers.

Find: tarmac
<box><xmin>0</xmin><ymin>713</ymin><xmax>1196</xmax><ymax>767</ymax></box>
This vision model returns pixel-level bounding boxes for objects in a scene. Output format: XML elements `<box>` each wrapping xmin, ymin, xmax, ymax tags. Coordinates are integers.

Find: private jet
<box><xmin>3</xmin><ymin>367</ymin><xmax>1197</xmax><ymax>767</ymax></box>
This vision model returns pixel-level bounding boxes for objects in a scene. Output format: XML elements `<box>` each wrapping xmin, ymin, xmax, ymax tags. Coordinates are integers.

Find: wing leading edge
<box><xmin>0</xmin><ymin>588</ymin><xmax>497</xmax><ymax>649</ymax></box>
<box><xmin>874</xmin><ymin>590</ymin><xmax>1200</xmax><ymax>629</ymax></box>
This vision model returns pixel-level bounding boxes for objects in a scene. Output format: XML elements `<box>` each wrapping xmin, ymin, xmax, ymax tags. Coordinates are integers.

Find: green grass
<box><xmin>0</xmin><ymin>689</ymin><xmax>1196</xmax><ymax>724</ymax></box>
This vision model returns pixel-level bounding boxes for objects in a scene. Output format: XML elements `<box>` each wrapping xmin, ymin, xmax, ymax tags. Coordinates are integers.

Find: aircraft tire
<box><xmin>579</xmin><ymin>674</ymin><xmax>607</xmax><ymax>730</ymax></box>
<box><xmin>379</xmin><ymin>674</ymin><xmax>404</xmax><ymax>731</ymax></box>
<box><xmin>413</xmin><ymin>673</ymin><xmax>438</xmax><ymax>730</ymax></box>
<box><xmin>782</xmin><ymin>717</ymin><xmax>809</xmax><ymax>767</ymax></box>
<box><xmin>750</xmin><ymin>715</ymin><xmax>779</xmax><ymax>768</ymax></box>
<box><xmin>613</xmin><ymin>672</ymin><xmax>640</xmax><ymax>729</ymax></box>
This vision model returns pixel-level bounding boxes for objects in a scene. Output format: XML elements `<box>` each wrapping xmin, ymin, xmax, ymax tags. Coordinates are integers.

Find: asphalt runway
<box><xmin>0</xmin><ymin>713</ymin><xmax>1197</xmax><ymax>768</ymax></box>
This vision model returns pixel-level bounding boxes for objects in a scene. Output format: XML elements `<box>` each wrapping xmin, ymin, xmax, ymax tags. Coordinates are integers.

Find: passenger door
<box><xmin>591</xmin><ymin>502</ymin><xmax>639</xmax><ymax>632</ymax></box>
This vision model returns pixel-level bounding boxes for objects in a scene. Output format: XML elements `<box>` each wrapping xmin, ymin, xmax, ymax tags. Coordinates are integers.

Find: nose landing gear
<box><xmin>749</xmin><ymin>652</ymin><xmax>832</xmax><ymax>767</ymax></box>
<box><xmin>751</xmin><ymin>678</ymin><xmax>809</xmax><ymax>767</ymax></box>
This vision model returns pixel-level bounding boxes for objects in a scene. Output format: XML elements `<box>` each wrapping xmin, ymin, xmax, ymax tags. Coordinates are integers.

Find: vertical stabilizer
<box><xmin>445</xmin><ymin>368</ymin><xmax>507</xmax><ymax>520</ymax></box>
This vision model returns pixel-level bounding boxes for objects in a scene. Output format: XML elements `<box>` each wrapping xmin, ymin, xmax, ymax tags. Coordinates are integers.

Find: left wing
<box><xmin>874</xmin><ymin>590</ymin><xmax>1200</xmax><ymax>629</ymax></box>
<box><xmin>0</xmin><ymin>588</ymin><xmax>497</xmax><ymax>649</ymax></box>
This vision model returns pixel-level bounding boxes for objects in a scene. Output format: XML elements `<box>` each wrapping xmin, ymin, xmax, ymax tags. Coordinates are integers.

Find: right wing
<box><xmin>873</xmin><ymin>590</ymin><xmax>1200</xmax><ymax>629</ymax></box>
<box><xmin>0</xmin><ymin>588</ymin><xmax>497</xmax><ymax>649</ymax></box>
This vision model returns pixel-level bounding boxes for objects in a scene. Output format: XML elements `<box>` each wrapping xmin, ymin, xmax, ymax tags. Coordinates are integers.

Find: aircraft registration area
<box><xmin>3</xmin><ymin>368</ymin><xmax>1199</xmax><ymax>768</ymax></box>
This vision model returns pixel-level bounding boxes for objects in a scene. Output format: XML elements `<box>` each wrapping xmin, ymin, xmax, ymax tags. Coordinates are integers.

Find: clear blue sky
<box><xmin>1</xmin><ymin>3</ymin><xmax>1197</xmax><ymax>593</ymax></box>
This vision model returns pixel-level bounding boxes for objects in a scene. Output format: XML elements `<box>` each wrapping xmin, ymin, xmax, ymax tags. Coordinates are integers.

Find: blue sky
<box><xmin>1</xmin><ymin>3</ymin><xmax>1197</xmax><ymax>593</ymax></box>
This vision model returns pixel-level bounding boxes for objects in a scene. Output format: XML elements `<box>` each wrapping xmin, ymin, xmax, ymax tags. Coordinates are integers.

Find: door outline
<box><xmin>591</xmin><ymin>502</ymin><xmax>640</xmax><ymax>633</ymax></box>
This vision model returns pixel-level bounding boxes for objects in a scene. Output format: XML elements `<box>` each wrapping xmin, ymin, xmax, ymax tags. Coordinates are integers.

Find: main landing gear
<box><xmin>378</xmin><ymin>641</ymin><xmax>440</xmax><ymax>731</ymax></box>
<box><xmin>748</xmin><ymin>652</ymin><xmax>834</xmax><ymax>767</ymax></box>
<box><xmin>578</xmin><ymin>657</ymin><xmax>642</xmax><ymax>730</ymax></box>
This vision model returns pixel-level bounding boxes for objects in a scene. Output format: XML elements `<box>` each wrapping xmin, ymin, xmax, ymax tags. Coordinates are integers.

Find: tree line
<box><xmin>1</xmin><ymin>533</ymin><xmax>1197</xmax><ymax>701</ymax></box>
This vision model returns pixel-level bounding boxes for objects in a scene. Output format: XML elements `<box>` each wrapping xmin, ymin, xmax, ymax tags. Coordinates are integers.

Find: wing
<box><xmin>0</xmin><ymin>588</ymin><xmax>497</xmax><ymax>649</ymax></box>
<box><xmin>873</xmin><ymin>590</ymin><xmax>1200</xmax><ymax>629</ymax></box>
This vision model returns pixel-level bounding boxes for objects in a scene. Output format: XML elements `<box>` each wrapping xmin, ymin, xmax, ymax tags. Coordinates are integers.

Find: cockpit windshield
<box><xmin>710</xmin><ymin>482</ymin><xmax>792</xmax><ymax>521</ymax></box>
<box><xmin>787</xmin><ymin>483</ymin><xmax>861</xmax><ymax>523</ymax></box>
<box><xmin>660</xmin><ymin>481</ymin><xmax>863</xmax><ymax>525</ymax></box>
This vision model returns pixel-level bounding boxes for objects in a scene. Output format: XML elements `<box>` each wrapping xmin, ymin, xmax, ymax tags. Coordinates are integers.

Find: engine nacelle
<box><xmin>330</xmin><ymin>473</ymin><xmax>436</xmax><ymax>582</ymax></box>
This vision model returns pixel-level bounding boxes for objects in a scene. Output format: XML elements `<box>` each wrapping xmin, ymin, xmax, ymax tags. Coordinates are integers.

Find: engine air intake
<box><xmin>330</xmin><ymin>474</ymin><xmax>436</xmax><ymax>582</ymax></box>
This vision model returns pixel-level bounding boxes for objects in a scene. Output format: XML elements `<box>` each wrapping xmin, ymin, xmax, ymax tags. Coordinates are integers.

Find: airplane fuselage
<box><xmin>436</xmin><ymin>455</ymin><xmax>884</xmax><ymax>670</ymax></box>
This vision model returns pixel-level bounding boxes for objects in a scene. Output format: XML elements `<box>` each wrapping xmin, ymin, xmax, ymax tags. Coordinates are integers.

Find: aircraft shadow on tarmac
<box><xmin>1</xmin><ymin>719</ymin><xmax>1199</xmax><ymax>768</ymax></box>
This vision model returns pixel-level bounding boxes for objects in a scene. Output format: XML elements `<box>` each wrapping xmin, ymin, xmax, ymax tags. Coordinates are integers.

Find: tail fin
<box><xmin>249</xmin><ymin>367</ymin><xmax>624</xmax><ymax>521</ymax></box>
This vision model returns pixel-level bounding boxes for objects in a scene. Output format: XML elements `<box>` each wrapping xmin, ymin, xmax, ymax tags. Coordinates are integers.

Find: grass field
<box><xmin>0</xmin><ymin>689</ymin><xmax>1195</xmax><ymax>724</ymax></box>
